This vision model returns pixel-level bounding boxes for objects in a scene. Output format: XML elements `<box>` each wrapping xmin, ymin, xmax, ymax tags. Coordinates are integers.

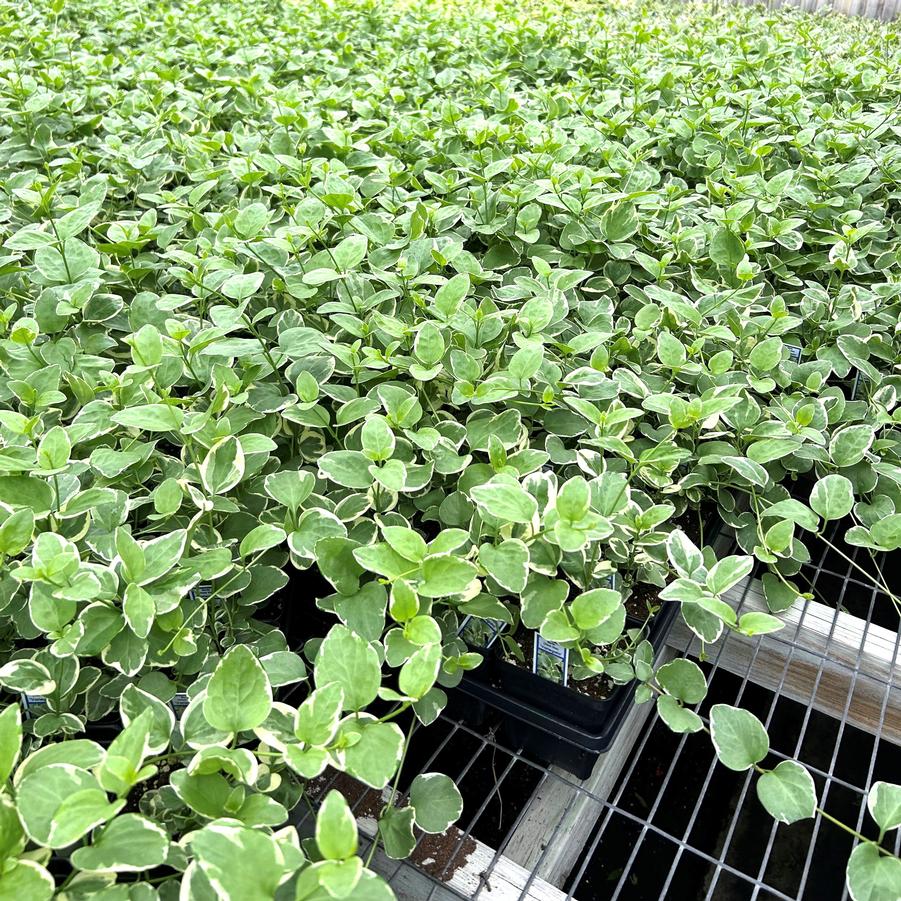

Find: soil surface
<box><xmin>122</xmin><ymin>763</ymin><xmax>173</xmax><ymax>814</ymax></box>
<box><xmin>623</xmin><ymin>581</ymin><xmax>663</xmax><ymax>621</ymax></box>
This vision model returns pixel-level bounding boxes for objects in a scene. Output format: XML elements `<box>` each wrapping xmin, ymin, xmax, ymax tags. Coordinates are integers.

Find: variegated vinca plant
<box><xmin>0</xmin><ymin>0</ymin><xmax>900</xmax><ymax>897</ymax></box>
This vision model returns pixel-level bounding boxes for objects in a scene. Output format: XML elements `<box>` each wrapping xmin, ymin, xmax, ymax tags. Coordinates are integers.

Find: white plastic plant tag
<box><xmin>458</xmin><ymin>615</ymin><xmax>505</xmax><ymax>649</ymax></box>
<box><xmin>533</xmin><ymin>634</ymin><xmax>569</xmax><ymax>686</ymax></box>
<box><xmin>20</xmin><ymin>694</ymin><xmax>48</xmax><ymax>719</ymax></box>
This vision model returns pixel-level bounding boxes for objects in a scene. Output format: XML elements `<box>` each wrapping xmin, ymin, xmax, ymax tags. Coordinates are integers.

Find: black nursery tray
<box><xmin>451</xmin><ymin>600</ymin><xmax>680</xmax><ymax>779</ymax></box>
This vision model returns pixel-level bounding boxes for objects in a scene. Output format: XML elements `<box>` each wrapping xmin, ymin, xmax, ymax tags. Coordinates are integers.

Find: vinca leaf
<box><xmin>710</xmin><ymin>705</ymin><xmax>770</xmax><ymax>771</ymax></box>
<box><xmin>756</xmin><ymin>761</ymin><xmax>817</xmax><ymax>824</ymax></box>
<box><xmin>203</xmin><ymin>646</ymin><xmax>272</xmax><ymax>733</ymax></box>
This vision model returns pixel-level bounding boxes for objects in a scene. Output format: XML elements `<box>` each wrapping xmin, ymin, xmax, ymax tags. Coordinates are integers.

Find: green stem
<box><xmin>365</xmin><ymin>723</ymin><xmax>415</xmax><ymax>867</ymax></box>
<box><xmin>813</xmin><ymin>807</ymin><xmax>892</xmax><ymax>852</ymax></box>
<box><xmin>815</xmin><ymin>530</ymin><xmax>900</xmax><ymax>617</ymax></box>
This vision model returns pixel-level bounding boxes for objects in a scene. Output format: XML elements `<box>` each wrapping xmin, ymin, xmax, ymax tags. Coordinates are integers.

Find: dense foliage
<box><xmin>1</xmin><ymin>0</ymin><xmax>900</xmax><ymax>896</ymax></box>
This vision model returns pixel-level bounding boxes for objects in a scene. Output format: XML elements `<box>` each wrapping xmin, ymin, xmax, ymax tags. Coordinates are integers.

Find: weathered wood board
<box><xmin>668</xmin><ymin>576</ymin><xmax>901</xmax><ymax>745</ymax></box>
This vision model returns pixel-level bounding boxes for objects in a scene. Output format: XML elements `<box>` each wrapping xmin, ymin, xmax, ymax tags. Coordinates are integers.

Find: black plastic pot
<box><xmin>451</xmin><ymin>601</ymin><xmax>680</xmax><ymax>779</ymax></box>
<box><xmin>452</xmin><ymin>511</ymin><xmax>724</xmax><ymax>779</ymax></box>
<box><xmin>272</xmin><ymin>566</ymin><xmax>336</xmax><ymax>647</ymax></box>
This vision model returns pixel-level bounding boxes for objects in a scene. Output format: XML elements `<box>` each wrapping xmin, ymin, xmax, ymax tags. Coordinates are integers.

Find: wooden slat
<box><xmin>502</xmin><ymin>648</ymin><xmax>675</xmax><ymax>887</ymax></box>
<box><xmin>292</xmin><ymin>772</ymin><xmax>575</xmax><ymax>901</ymax></box>
<box><xmin>307</xmin><ymin>780</ymin><xmax>570</xmax><ymax>901</ymax></box>
<box><xmin>359</xmin><ymin>819</ymin><xmax>570</xmax><ymax>901</ymax></box>
<box><xmin>667</xmin><ymin>576</ymin><xmax>901</xmax><ymax>744</ymax></box>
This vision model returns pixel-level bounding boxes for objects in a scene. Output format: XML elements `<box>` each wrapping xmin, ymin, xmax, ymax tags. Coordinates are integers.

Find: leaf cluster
<box><xmin>0</xmin><ymin>0</ymin><xmax>900</xmax><ymax>895</ymax></box>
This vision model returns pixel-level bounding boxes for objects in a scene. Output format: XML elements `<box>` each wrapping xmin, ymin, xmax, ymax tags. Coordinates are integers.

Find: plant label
<box><xmin>20</xmin><ymin>694</ymin><xmax>47</xmax><ymax>719</ymax></box>
<box><xmin>458</xmin><ymin>615</ymin><xmax>505</xmax><ymax>649</ymax></box>
<box><xmin>533</xmin><ymin>634</ymin><xmax>569</xmax><ymax>686</ymax></box>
